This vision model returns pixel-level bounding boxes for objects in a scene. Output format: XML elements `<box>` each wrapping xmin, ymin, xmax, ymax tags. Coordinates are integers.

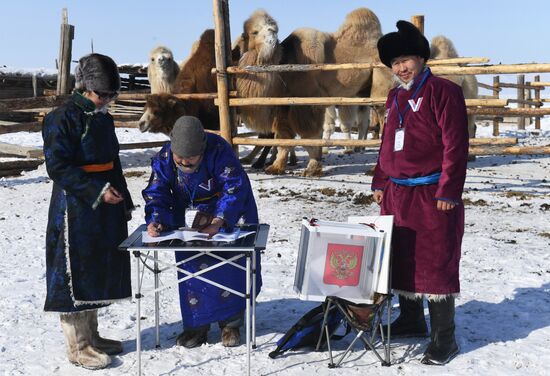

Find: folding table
<box><xmin>118</xmin><ymin>223</ymin><xmax>270</xmax><ymax>376</ymax></box>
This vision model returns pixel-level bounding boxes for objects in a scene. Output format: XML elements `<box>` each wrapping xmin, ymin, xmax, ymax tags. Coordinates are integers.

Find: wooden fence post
<box><xmin>56</xmin><ymin>8</ymin><xmax>74</xmax><ymax>95</ymax></box>
<box><xmin>411</xmin><ymin>15</ymin><xmax>425</xmax><ymax>34</ymax></box>
<box><xmin>517</xmin><ymin>74</ymin><xmax>525</xmax><ymax>130</ymax></box>
<box><xmin>534</xmin><ymin>75</ymin><xmax>541</xmax><ymax>129</ymax></box>
<box><xmin>212</xmin><ymin>0</ymin><xmax>234</xmax><ymax>147</ymax></box>
<box><xmin>493</xmin><ymin>76</ymin><xmax>500</xmax><ymax>136</ymax></box>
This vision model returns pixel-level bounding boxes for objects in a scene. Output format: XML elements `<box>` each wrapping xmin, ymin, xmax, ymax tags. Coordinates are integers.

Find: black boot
<box><xmin>383</xmin><ymin>295</ymin><xmax>428</xmax><ymax>338</ymax></box>
<box><xmin>176</xmin><ymin>326</ymin><xmax>209</xmax><ymax>348</ymax></box>
<box><xmin>421</xmin><ymin>297</ymin><xmax>459</xmax><ymax>365</ymax></box>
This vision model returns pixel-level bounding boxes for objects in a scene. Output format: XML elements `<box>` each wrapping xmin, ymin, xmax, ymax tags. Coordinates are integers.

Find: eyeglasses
<box><xmin>93</xmin><ymin>91</ymin><xmax>118</xmax><ymax>100</ymax></box>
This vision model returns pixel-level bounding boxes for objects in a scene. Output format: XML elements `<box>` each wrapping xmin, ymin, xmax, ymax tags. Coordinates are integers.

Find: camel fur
<box><xmin>322</xmin><ymin>105</ymin><xmax>371</xmax><ymax>154</ymax></box>
<box><xmin>236</xmin><ymin>8</ymin><xmax>393</xmax><ymax>176</ymax></box>
<box><xmin>430</xmin><ymin>35</ymin><xmax>479</xmax><ymax>138</ymax></box>
<box><xmin>139</xmin><ymin>30</ymin><xmax>221</xmax><ymax>134</ymax></box>
<box><xmin>138</xmin><ymin>93</ymin><xmax>201</xmax><ymax>134</ymax></box>
<box><xmin>147</xmin><ymin>46</ymin><xmax>180</xmax><ymax>94</ymax></box>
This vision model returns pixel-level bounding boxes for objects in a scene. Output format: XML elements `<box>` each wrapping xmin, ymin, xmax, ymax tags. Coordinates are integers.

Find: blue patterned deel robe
<box><xmin>142</xmin><ymin>134</ymin><xmax>261</xmax><ymax>329</ymax></box>
<box><xmin>42</xmin><ymin>93</ymin><xmax>133</xmax><ymax>312</ymax></box>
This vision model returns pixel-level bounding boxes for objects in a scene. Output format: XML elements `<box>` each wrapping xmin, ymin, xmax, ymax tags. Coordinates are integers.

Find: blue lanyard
<box><xmin>176</xmin><ymin>169</ymin><xmax>198</xmax><ymax>208</ymax></box>
<box><xmin>393</xmin><ymin>68</ymin><xmax>430</xmax><ymax>127</ymax></box>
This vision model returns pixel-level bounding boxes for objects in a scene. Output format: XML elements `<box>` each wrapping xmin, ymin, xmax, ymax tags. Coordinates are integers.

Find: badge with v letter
<box><xmin>408</xmin><ymin>97</ymin><xmax>423</xmax><ymax>112</ymax></box>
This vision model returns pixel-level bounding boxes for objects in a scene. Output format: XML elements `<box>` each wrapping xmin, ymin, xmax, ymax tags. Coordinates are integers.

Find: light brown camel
<box><xmin>237</xmin><ymin>8</ymin><xmax>393</xmax><ymax>175</ymax></box>
<box><xmin>147</xmin><ymin>46</ymin><xmax>180</xmax><ymax>94</ymax></box>
<box><xmin>430</xmin><ymin>35</ymin><xmax>479</xmax><ymax>138</ymax></box>
<box><xmin>270</xmin><ymin>8</ymin><xmax>392</xmax><ymax>173</ymax></box>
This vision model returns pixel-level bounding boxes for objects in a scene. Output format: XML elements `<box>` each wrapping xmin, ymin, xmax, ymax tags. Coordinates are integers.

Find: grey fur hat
<box><xmin>74</xmin><ymin>53</ymin><xmax>121</xmax><ymax>92</ymax></box>
<box><xmin>377</xmin><ymin>20</ymin><xmax>430</xmax><ymax>68</ymax></box>
<box><xmin>170</xmin><ymin>116</ymin><xmax>207</xmax><ymax>158</ymax></box>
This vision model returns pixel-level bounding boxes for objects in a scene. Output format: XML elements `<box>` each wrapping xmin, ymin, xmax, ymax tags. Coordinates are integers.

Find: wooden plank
<box><xmin>469</xmin><ymin>146</ymin><xmax>550</xmax><ymax>155</ymax></box>
<box><xmin>0</xmin><ymin>121</ymin><xmax>42</xmax><ymax>134</ymax></box>
<box><xmin>212</xmin><ymin>0</ymin><xmax>233</xmax><ymax>145</ymax></box>
<box><xmin>118</xmin><ymin>141</ymin><xmax>166</xmax><ymax>150</ymax></box>
<box><xmin>231</xmin><ymin>137</ymin><xmax>517</xmax><ymax>148</ymax></box>
<box><xmin>56</xmin><ymin>9</ymin><xmax>74</xmax><ymax>95</ymax></box>
<box><xmin>468</xmin><ymin>107</ymin><xmax>550</xmax><ymax>116</ymax></box>
<box><xmin>430</xmin><ymin>63</ymin><xmax>550</xmax><ymax>76</ymax></box>
<box><xmin>223</xmin><ymin>62</ymin><xmax>550</xmax><ymax>76</ymax></box>
<box><xmin>498</xmin><ymin>82</ymin><xmax>543</xmax><ymax>90</ymax></box>
<box><xmin>0</xmin><ymin>95</ymin><xmax>68</xmax><ymax>111</ymax></box>
<box><xmin>0</xmin><ymin>142</ymin><xmax>43</xmax><ymax>158</ymax></box>
<box><xmin>493</xmin><ymin>76</ymin><xmax>500</xmax><ymax>136</ymax></box>
<box><xmin>0</xmin><ymin>159</ymin><xmax>44</xmax><ymax>170</ymax></box>
<box><xmin>216</xmin><ymin>97</ymin><xmax>507</xmax><ymax>107</ymax></box>
<box><xmin>411</xmin><ymin>15</ymin><xmax>424</xmax><ymax>34</ymax></box>
<box><xmin>478</xmin><ymin>82</ymin><xmax>502</xmax><ymax>92</ymax></box>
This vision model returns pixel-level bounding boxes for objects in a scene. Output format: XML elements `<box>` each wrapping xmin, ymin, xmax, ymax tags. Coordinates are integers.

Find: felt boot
<box><xmin>176</xmin><ymin>326</ymin><xmax>209</xmax><ymax>348</ymax></box>
<box><xmin>383</xmin><ymin>295</ymin><xmax>428</xmax><ymax>338</ymax></box>
<box><xmin>87</xmin><ymin>310</ymin><xmax>123</xmax><ymax>355</ymax></box>
<box><xmin>60</xmin><ymin>312</ymin><xmax>111</xmax><ymax>370</ymax></box>
<box><xmin>421</xmin><ymin>297</ymin><xmax>459</xmax><ymax>365</ymax></box>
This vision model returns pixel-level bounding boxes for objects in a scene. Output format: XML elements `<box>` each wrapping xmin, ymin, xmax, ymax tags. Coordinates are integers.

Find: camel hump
<box><xmin>282</xmin><ymin>28</ymin><xmax>330</xmax><ymax>64</ymax></box>
<box><xmin>430</xmin><ymin>35</ymin><xmax>459</xmax><ymax>59</ymax></box>
<box><xmin>334</xmin><ymin>7</ymin><xmax>382</xmax><ymax>41</ymax></box>
<box><xmin>176</xmin><ymin>28</ymin><xmax>217</xmax><ymax>94</ymax></box>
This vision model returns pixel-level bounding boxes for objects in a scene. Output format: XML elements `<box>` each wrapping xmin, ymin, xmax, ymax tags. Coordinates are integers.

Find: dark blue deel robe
<box><xmin>142</xmin><ymin>134</ymin><xmax>261</xmax><ymax>329</ymax></box>
<box><xmin>42</xmin><ymin>93</ymin><xmax>133</xmax><ymax>312</ymax></box>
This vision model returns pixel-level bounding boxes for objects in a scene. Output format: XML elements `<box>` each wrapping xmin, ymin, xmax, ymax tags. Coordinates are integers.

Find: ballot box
<box><xmin>293</xmin><ymin>217</ymin><xmax>392</xmax><ymax>304</ymax></box>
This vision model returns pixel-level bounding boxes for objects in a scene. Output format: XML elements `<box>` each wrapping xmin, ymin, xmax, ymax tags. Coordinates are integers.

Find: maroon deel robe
<box><xmin>372</xmin><ymin>70</ymin><xmax>469</xmax><ymax>295</ymax></box>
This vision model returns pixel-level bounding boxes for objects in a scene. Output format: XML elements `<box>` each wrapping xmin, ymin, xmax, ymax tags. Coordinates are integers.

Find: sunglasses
<box><xmin>93</xmin><ymin>90</ymin><xmax>118</xmax><ymax>100</ymax></box>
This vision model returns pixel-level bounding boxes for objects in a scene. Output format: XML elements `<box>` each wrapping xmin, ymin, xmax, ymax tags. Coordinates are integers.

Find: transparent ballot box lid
<box><xmin>293</xmin><ymin>217</ymin><xmax>392</xmax><ymax>304</ymax></box>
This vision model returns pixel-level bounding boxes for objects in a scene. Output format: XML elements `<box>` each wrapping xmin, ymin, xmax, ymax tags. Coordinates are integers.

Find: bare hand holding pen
<box><xmin>147</xmin><ymin>222</ymin><xmax>164</xmax><ymax>237</ymax></box>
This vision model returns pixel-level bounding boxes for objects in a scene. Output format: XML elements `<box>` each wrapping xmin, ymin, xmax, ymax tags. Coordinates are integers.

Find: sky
<box><xmin>1</xmin><ymin>0</ymin><xmax>549</xmax><ymax>72</ymax></box>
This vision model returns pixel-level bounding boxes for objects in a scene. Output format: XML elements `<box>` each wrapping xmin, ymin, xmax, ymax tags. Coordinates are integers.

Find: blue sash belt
<box><xmin>390</xmin><ymin>172</ymin><xmax>441</xmax><ymax>186</ymax></box>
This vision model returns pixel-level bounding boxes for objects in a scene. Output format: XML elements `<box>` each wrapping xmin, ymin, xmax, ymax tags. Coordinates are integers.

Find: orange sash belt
<box><xmin>81</xmin><ymin>161</ymin><xmax>114</xmax><ymax>173</ymax></box>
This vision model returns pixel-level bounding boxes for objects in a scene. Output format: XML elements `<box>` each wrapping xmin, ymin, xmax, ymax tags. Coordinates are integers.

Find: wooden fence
<box><xmin>1</xmin><ymin>2</ymin><xmax>550</xmax><ymax>176</ymax></box>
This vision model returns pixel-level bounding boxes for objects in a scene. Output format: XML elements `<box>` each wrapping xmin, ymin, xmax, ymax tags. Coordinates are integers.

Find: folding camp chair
<box><xmin>316</xmin><ymin>293</ymin><xmax>392</xmax><ymax>367</ymax></box>
<box><xmin>293</xmin><ymin>215</ymin><xmax>394</xmax><ymax>368</ymax></box>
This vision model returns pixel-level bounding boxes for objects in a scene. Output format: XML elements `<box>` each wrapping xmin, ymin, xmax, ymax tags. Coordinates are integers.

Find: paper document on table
<box><xmin>141</xmin><ymin>228</ymin><xmax>255</xmax><ymax>244</ymax></box>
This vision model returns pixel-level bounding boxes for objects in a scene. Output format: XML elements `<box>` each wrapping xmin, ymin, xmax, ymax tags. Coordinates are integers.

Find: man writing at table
<box><xmin>142</xmin><ymin>115</ymin><xmax>261</xmax><ymax>348</ymax></box>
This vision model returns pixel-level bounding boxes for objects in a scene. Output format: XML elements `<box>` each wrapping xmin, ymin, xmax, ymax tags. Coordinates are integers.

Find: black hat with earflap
<box><xmin>377</xmin><ymin>20</ymin><xmax>430</xmax><ymax>68</ymax></box>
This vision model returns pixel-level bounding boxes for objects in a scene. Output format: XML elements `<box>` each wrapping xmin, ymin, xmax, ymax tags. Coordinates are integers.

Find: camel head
<box><xmin>430</xmin><ymin>36</ymin><xmax>459</xmax><ymax>59</ymax></box>
<box><xmin>139</xmin><ymin>94</ymin><xmax>196</xmax><ymax>135</ymax></box>
<box><xmin>149</xmin><ymin>46</ymin><xmax>176</xmax><ymax>74</ymax></box>
<box><xmin>240</xmin><ymin>10</ymin><xmax>279</xmax><ymax>64</ymax></box>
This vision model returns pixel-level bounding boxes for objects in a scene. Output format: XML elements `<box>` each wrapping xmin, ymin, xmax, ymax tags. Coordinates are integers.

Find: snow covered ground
<box><xmin>0</xmin><ymin>120</ymin><xmax>549</xmax><ymax>376</ymax></box>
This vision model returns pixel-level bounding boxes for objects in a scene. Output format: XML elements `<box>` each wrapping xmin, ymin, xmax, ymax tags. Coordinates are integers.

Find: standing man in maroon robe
<box><xmin>372</xmin><ymin>21</ymin><xmax>469</xmax><ymax>365</ymax></box>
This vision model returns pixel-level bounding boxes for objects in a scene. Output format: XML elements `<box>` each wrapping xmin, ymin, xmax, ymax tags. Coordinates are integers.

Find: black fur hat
<box><xmin>377</xmin><ymin>20</ymin><xmax>430</xmax><ymax>68</ymax></box>
<box><xmin>74</xmin><ymin>53</ymin><xmax>121</xmax><ymax>93</ymax></box>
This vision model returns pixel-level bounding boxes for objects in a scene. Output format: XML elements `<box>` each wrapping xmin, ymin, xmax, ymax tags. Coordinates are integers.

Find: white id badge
<box><xmin>185</xmin><ymin>209</ymin><xmax>198</xmax><ymax>228</ymax></box>
<box><xmin>394</xmin><ymin>128</ymin><xmax>405</xmax><ymax>151</ymax></box>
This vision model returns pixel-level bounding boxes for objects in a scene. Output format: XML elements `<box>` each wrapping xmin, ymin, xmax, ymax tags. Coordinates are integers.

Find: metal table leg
<box><xmin>252</xmin><ymin>249</ymin><xmax>257</xmax><ymax>348</ymax></box>
<box><xmin>154</xmin><ymin>250</ymin><xmax>160</xmax><ymax>348</ymax></box>
<box><xmin>135</xmin><ymin>252</ymin><xmax>142</xmax><ymax>376</ymax></box>
<box><xmin>245</xmin><ymin>252</ymin><xmax>251</xmax><ymax>376</ymax></box>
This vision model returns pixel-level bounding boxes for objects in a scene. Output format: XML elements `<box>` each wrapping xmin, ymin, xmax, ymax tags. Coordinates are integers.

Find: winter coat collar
<box><xmin>71</xmin><ymin>92</ymin><xmax>96</xmax><ymax>113</ymax></box>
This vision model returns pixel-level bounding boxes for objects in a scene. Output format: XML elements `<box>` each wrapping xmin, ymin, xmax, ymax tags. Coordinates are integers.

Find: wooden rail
<box><xmin>231</xmin><ymin>137</ymin><xmax>517</xmax><ymax>148</ymax></box>
<box><xmin>215</xmin><ymin>97</ymin><xmax>508</xmax><ymax>107</ymax></box>
<box><xmin>220</xmin><ymin>62</ymin><xmax>550</xmax><ymax>76</ymax></box>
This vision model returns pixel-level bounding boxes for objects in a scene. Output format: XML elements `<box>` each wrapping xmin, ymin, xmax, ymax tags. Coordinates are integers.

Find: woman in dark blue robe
<box><xmin>42</xmin><ymin>53</ymin><xmax>133</xmax><ymax>369</ymax></box>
